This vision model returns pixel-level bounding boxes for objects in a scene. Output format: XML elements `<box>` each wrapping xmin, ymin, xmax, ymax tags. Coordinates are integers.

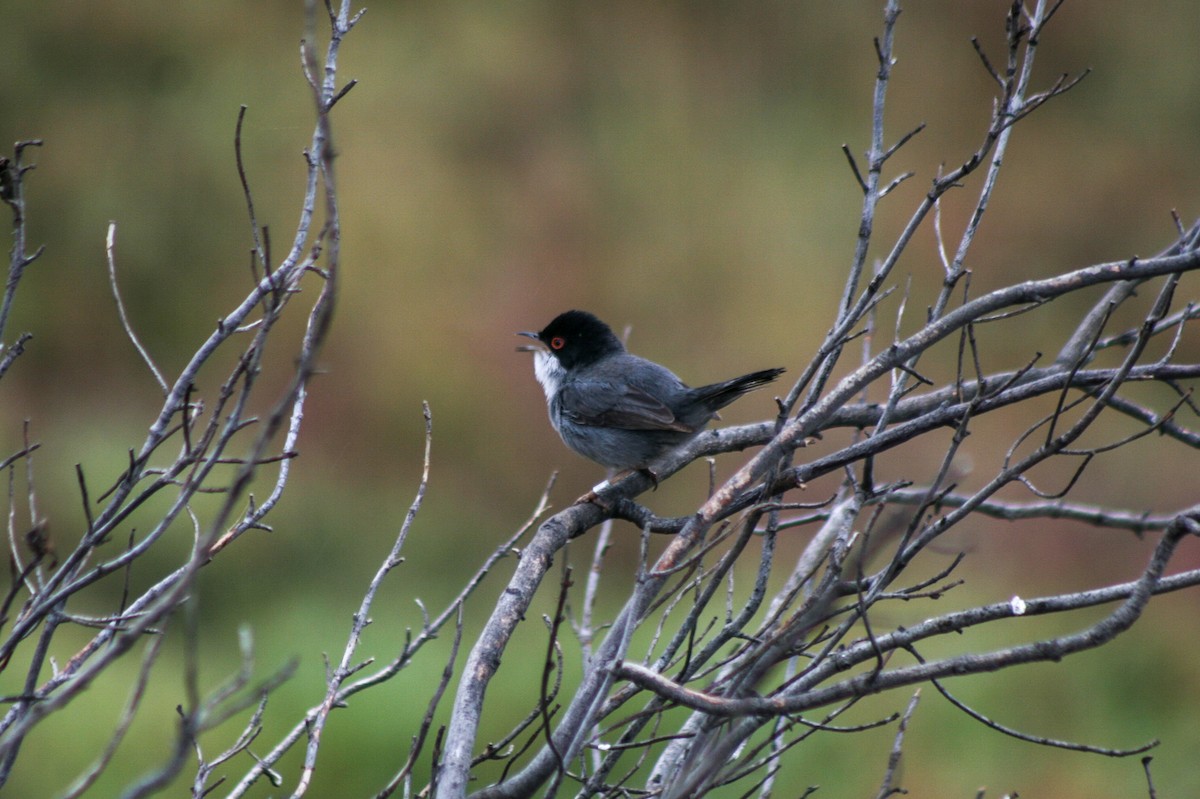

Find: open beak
<box><xmin>515</xmin><ymin>330</ymin><xmax>544</xmax><ymax>353</ymax></box>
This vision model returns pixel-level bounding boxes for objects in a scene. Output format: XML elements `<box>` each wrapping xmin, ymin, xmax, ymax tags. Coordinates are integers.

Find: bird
<box><xmin>517</xmin><ymin>310</ymin><xmax>785</xmax><ymax>500</ymax></box>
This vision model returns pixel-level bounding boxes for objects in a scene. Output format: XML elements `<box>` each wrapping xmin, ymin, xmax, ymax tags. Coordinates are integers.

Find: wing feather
<box><xmin>558</xmin><ymin>379</ymin><xmax>694</xmax><ymax>432</ymax></box>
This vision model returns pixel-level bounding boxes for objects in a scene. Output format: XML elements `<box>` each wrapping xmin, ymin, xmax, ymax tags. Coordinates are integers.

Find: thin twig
<box><xmin>105</xmin><ymin>223</ymin><xmax>169</xmax><ymax>395</ymax></box>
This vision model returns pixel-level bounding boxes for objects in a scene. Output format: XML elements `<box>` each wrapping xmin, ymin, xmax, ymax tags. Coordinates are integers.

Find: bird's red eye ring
<box><xmin>550</xmin><ymin>336</ymin><xmax>566</xmax><ymax>350</ymax></box>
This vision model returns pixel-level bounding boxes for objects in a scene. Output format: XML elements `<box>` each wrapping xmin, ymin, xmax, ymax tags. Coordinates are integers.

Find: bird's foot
<box><xmin>637</xmin><ymin>467</ymin><xmax>660</xmax><ymax>491</ymax></box>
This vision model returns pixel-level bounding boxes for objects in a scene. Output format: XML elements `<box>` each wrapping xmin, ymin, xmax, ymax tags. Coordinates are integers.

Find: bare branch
<box><xmin>874</xmin><ymin>690</ymin><xmax>920</xmax><ymax>799</ymax></box>
<box><xmin>106</xmin><ymin>222</ymin><xmax>169</xmax><ymax>395</ymax></box>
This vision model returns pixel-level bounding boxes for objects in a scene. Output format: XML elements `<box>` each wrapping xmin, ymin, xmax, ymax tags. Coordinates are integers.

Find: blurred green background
<box><xmin>2</xmin><ymin>1</ymin><xmax>1200</xmax><ymax>796</ymax></box>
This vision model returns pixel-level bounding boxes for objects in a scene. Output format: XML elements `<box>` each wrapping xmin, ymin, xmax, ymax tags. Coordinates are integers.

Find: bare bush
<box><xmin>436</xmin><ymin>3</ymin><xmax>1200</xmax><ymax>798</ymax></box>
<box><xmin>0</xmin><ymin>3</ymin><xmax>357</xmax><ymax>796</ymax></box>
<box><xmin>2</xmin><ymin>1</ymin><xmax>1199</xmax><ymax>798</ymax></box>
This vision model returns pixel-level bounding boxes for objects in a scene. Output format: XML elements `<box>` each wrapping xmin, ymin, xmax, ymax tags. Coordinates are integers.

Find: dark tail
<box><xmin>694</xmin><ymin>367</ymin><xmax>786</xmax><ymax>412</ymax></box>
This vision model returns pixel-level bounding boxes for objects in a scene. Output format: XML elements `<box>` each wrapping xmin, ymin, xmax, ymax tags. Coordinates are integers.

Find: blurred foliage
<box><xmin>1</xmin><ymin>1</ymin><xmax>1199</xmax><ymax>796</ymax></box>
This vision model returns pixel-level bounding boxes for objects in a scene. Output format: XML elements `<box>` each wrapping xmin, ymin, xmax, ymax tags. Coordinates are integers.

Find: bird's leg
<box><xmin>573</xmin><ymin>470</ymin><xmax>629</xmax><ymax>507</ymax></box>
<box><xmin>573</xmin><ymin>488</ymin><xmax>608</xmax><ymax>507</ymax></box>
<box><xmin>572</xmin><ymin>467</ymin><xmax>659</xmax><ymax>507</ymax></box>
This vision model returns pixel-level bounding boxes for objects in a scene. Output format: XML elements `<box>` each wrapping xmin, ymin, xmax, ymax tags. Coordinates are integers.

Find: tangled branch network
<box><xmin>0</xmin><ymin>1</ymin><xmax>1198</xmax><ymax>798</ymax></box>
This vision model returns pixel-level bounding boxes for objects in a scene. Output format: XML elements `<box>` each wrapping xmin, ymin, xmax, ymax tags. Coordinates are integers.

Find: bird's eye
<box><xmin>550</xmin><ymin>336</ymin><xmax>566</xmax><ymax>350</ymax></box>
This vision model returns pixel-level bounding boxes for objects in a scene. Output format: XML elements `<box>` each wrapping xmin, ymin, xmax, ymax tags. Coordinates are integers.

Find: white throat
<box><xmin>531</xmin><ymin>349</ymin><xmax>565</xmax><ymax>404</ymax></box>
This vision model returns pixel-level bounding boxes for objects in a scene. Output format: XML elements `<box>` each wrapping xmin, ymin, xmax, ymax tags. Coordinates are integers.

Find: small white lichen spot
<box><xmin>1010</xmin><ymin>595</ymin><xmax>1027</xmax><ymax>615</ymax></box>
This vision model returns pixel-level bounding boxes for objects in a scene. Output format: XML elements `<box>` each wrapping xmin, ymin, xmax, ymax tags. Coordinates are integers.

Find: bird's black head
<box><xmin>522</xmin><ymin>310</ymin><xmax>625</xmax><ymax>370</ymax></box>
